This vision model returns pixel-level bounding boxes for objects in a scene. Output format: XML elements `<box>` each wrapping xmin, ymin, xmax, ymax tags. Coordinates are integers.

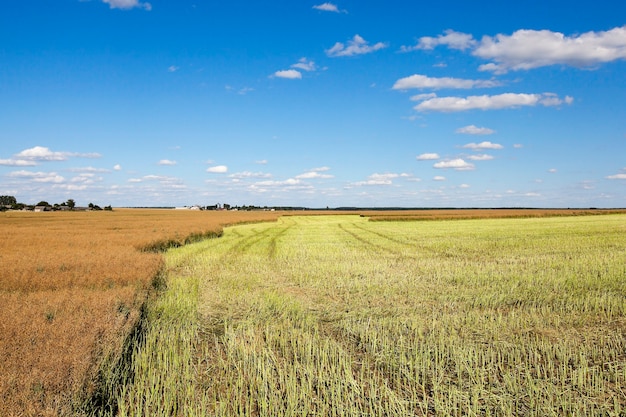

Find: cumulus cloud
<box><xmin>274</xmin><ymin>69</ymin><xmax>302</xmax><ymax>79</ymax></box>
<box><xmin>229</xmin><ymin>171</ymin><xmax>272</xmax><ymax>179</ymax></box>
<box><xmin>409</xmin><ymin>27</ymin><xmax>626</xmax><ymax>74</ymax></box>
<box><xmin>1</xmin><ymin>146</ymin><xmax>101</xmax><ymax>166</ymax></box>
<box><xmin>102</xmin><ymin>0</ymin><xmax>151</xmax><ymax>10</ymax></box>
<box><xmin>467</xmin><ymin>154</ymin><xmax>494</xmax><ymax>161</ymax></box>
<box><xmin>113</xmin><ymin>164</ymin><xmax>122</xmax><ymax>171</ymax></box>
<box><xmin>167</xmin><ymin>65</ymin><xmax>179</xmax><ymax>72</ymax></box>
<box><xmin>69</xmin><ymin>166</ymin><xmax>110</xmax><ymax>173</ymax></box>
<box><xmin>158</xmin><ymin>159</ymin><xmax>177</xmax><ymax>166</ymax></box>
<box><xmin>401</xmin><ymin>29</ymin><xmax>477</xmax><ymax>52</ymax></box>
<box><xmin>273</xmin><ymin>58</ymin><xmax>318</xmax><ymax>80</ymax></box>
<box><xmin>254</xmin><ymin>178</ymin><xmax>301</xmax><ymax>187</ymax></box>
<box><xmin>291</xmin><ymin>57</ymin><xmax>317</xmax><ymax>72</ymax></box>
<box><xmin>393</xmin><ymin>74</ymin><xmax>499</xmax><ymax>90</ymax></box>
<box><xmin>16</xmin><ymin>146</ymin><xmax>70</xmax><ymax>161</ymax></box>
<box><xmin>207</xmin><ymin>165</ymin><xmax>228</xmax><ymax>173</ymax></box>
<box><xmin>0</xmin><ymin>158</ymin><xmax>37</xmax><ymax>166</ymax></box>
<box><xmin>456</xmin><ymin>125</ymin><xmax>495</xmax><ymax>135</ymax></box>
<box><xmin>313</xmin><ymin>3</ymin><xmax>340</xmax><ymax>12</ymax></box>
<box><xmin>433</xmin><ymin>176</ymin><xmax>446</xmax><ymax>181</ymax></box>
<box><xmin>8</xmin><ymin>170</ymin><xmax>65</xmax><ymax>183</ymax></box>
<box><xmin>326</xmin><ymin>35</ymin><xmax>387</xmax><ymax>57</ymax></box>
<box><xmin>352</xmin><ymin>173</ymin><xmax>402</xmax><ymax>186</ymax></box>
<box><xmin>410</xmin><ymin>93</ymin><xmax>437</xmax><ymax>102</ymax></box>
<box><xmin>296</xmin><ymin>167</ymin><xmax>334</xmax><ymax>179</ymax></box>
<box><xmin>475</xmin><ymin>26</ymin><xmax>626</xmax><ymax>73</ymax></box>
<box><xmin>548</xmin><ymin>168</ymin><xmax>558</xmax><ymax>173</ymax></box>
<box><xmin>413</xmin><ymin>92</ymin><xmax>573</xmax><ymax>112</ymax></box>
<box><xmin>416</xmin><ymin>153</ymin><xmax>440</xmax><ymax>160</ymax></box>
<box><xmin>433</xmin><ymin>158</ymin><xmax>475</xmax><ymax>170</ymax></box>
<box><xmin>462</xmin><ymin>141</ymin><xmax>503</xmax><ymax>150</ymax></box>
<box><xmin>606</xmin><ymin>173</ymin><xmax>626</xmax><ymax>180</ymax></box>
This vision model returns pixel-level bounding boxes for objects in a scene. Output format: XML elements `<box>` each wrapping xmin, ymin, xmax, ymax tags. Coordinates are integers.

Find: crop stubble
<box><xmin>119</xmin><ymin>214</ymin><xmax>626</xmax><ymax>416</ymax></box>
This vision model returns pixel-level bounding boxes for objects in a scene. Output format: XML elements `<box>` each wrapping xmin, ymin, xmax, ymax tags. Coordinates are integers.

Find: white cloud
<box><xmin>433</xmin><ymin>176</ymin><xmax>446</xmax><ymax>181</ymax></box>
<box><xmin>254</xmin><ymin>178</ymin><xmax>301</xmax><ymax>187</ymax></box>
<box><xmin>0</xmin><ymin>158</ymin><xmax>37</xmax><ymax>166</ymax></box>
<box><xmin>475</xmin><ymin>26</ymin><xmax>626</xmax><ymax>73</ymax></box>
<box><xmin>410</xmin><ymin>93</ymin><xmax>437</xmax><ymax>102</ymax></box>
<box><xmin>5</xmin><ymin>146</ymin><xmax>101</xmax><ymax>165</ymax></box>
<box><xmin>296</xmin><ymin>170</ymin><xmax>334</xmax><ymax>179</ymax></box>
<box><xmin>433</xmin><ymin>158</ymin><xmax>475</xmax><ymax>170</ymax></box>
<box><xmin>207</xmin><ymin>165</ymin><xmax>228</xmax><ymax>173</ymax></box>
<box><xmin>113</xmin><ymin>164</ymin><xmax>122</xmax><ymax>171</ymax></box>
<box><xmin>459</xmin><ymin>184</ymin><xmax>470</xmax><ymax>188</ymax></box>
<box><xmin>416</xmin><ymin>153</ymin><xmax>440</xmax><ymax>160</ymax></box>
<box><xmin>467</xmin><ymin>154</ymin><xmax>494</xmax><ymax>161</ymax></box>
<box><xmin>70</xmin><ymin>173</ymin><xmax>102</xmax><ymax>186</ymax></box>
<box><xmin>102</xmin><ymin>0</ymin><xmax>151</xmax><ymax>11</ymax></box>
<box><xmin>57</xmin><ymin>184</ymin><xmax>88</xmax><ymax>191</ymax></box>
<box><xmin>548</xmin><ymin>168</ymin><xmax>558</xmax><ymax>173</ymax></box>
<box><xmin>402</xmin><ymin>29</ymin><xmax>477</xmax><ymax>52</ymax></box>
<box><xmin>413</xmin><ymin>93</ymin><xmax>573</xmax><ymax>112</ymax></box>
<box><xmin>274</xmin><ymin>69</ymin><xmax>302</xmax><ymax>79</ymax></box>
<box><xmin>462</xmin><ymin>141</ymin><xmax>503</xmax><ymax>150</ymax></box>
<box><xmin>229</xmin><ymin>171</ymin><xmax>272</xmax><ymax>179</ymax></box>
<box><xmin>158</xmin><ymin>159</ymin><xmax>177</xmax><ymax>166</ymax></box>
<box><xmin>455</xmin><ymin>125</ymin><xmax>495</xmax><ymax>135</ymax></box>
<box><xmin>167</xmin><ymin>65</ymin><xmax>179</xmax><ymax>72</ymax></box>
<box><xmin>313</xmin><ymin>2</ymin><xmax>340</xmax><ymax>12</ymax></box>
<box><xmin>513</xmin><ymin>144</ymin><xmax>524</xmax><ymax>149</ymax></box>
<box><xmin>296</xmin><ymin>167</ymin><xmax>333</xmax><ymax>179</ymax></box>
<box><xmin>291</xmin><ymin>57</ymin><xmax>317</xmax><ymax>71</ymax></box>
<box><xmin>326</xmin><ymin>35</ymin><xmax>387</xmax><ymax>57</ymax></box>
<box><xmin>16</xmin><ymin>146</ymin><xmax>68</xmax><ymax>161</ymax></box>
<box><xmin>255</xmin><ymin>160</ymin><xmax>268</xmax><ymax>165</ymax></box>
<box><xmin>606</xmin><ymin>173</ymin><xmax>626</xmax><ymax>180</ymax></box>
<box><xmin>393</xmin><ymin>74</ymin><xmax>499</xmax><ymax>90</ymax></box>
<box><xmin>353</xmin><ymin>173</ymin><xmax>401</xmax><ymax>186</ymax></box>
<box><xmin>8</xmin><ymin>170</ymin><xmax>65</xmax><ymax>183</ymax></box>
<box><xmin>69</xmin><ymin>166</ymin><xmax>110</xmax><ymax>173</ymax></box>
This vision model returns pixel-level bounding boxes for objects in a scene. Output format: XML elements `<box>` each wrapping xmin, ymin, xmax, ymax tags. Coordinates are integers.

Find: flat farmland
<box><xmin>117</xmin><ymin>214</ymin><xmax>626</xmax><ymax>416</ymax></box>
<box><xmin>0</xmin><ymin>209</ymin><xmax>282</xmax><ymax>417</ymax></box>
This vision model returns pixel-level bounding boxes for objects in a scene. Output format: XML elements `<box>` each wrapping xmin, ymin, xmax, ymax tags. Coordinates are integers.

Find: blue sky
<box><xmin>1</xmin><ymin>1</ymin><xmax>625</xmax><ymax>208</ymax></box>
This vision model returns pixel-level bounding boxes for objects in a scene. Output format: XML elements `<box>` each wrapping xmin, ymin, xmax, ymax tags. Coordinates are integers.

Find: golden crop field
<box><xmin>0</xmin><ymin>208</ymin><xmax>282</xmax><ymax>417</ymax></box>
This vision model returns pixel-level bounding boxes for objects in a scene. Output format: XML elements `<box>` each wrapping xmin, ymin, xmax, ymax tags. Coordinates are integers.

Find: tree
<box><xmin>66</xmin><ymin>199</ymin><xmax>76</xmax><ymax>210</ymax></box>
<box><xmin>36</xmin><ymin>201</ymin><xmax>50</xmax><ymax>207</ymax></box>
<box><xmin>0</xmin><ymin>195</ymin><xmax>17</xmax><ymax>206</ymax></box>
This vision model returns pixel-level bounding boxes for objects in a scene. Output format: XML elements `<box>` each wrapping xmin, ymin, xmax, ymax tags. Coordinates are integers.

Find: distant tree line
<box><xmin>0</xmin><ymin>196</ymin><xmax>112</xmax><ymax>212</ymax></box>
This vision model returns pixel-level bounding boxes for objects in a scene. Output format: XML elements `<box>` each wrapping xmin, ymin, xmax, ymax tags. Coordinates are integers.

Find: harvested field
<box><xmin>1</xmin><ymin>208</ymin><xmax>624</xmax><ymax>416</ymax></box>
<box><xmin>116</xmin><ymin>213</ymin><xmax>626</xmax><ymax>416</ymax></box>
<box><xmin>362</xmin><ymin>208</ymin><xmax>626</xmax><ymax>221</ymax></box>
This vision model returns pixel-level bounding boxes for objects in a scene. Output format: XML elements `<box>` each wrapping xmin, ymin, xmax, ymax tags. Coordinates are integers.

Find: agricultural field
<box><xmin>0</xmin><ymin>208</ymin><xmax>282</xmax><ymax>417</ymax></box>
<box><xmin>115</xmin><ymin>214</ymin><xmax>626</xmax><ymax>416</ymax></box>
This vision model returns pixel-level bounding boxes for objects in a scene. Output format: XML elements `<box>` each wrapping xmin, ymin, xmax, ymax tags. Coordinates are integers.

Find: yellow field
<box><xmin>0</xmin><ymin>209</ymin><xmax>281</xmax><ymax>417</ymax></box>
